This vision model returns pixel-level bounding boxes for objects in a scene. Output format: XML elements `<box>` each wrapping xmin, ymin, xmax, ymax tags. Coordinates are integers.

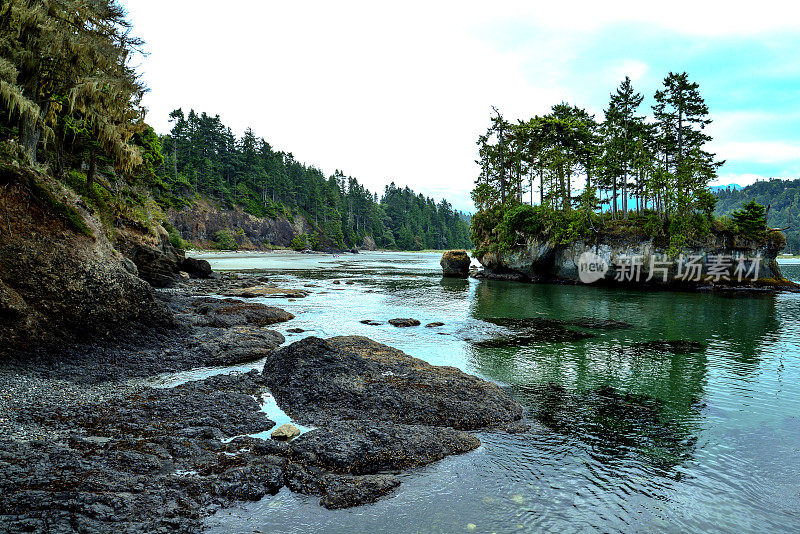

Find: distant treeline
<box><xmin>715</xmin><ymin>179</ymin><xmax>800</xmax><ymax>254</ymax></box>
<box><xmin>157</xmin><ymin>109</ymin><xmax>471</xmax><ymax>250</ymax></box>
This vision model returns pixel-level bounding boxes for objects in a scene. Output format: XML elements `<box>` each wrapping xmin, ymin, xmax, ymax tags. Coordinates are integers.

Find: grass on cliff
<box><xmin>62</xmin><ymin>169</ymin><xmax>168</xmax><ymax>240</ymax></box>
<box><xmin>27</xmin><ymin>176</ymin><xmax>94</xmax><ymax>239</ymax></box>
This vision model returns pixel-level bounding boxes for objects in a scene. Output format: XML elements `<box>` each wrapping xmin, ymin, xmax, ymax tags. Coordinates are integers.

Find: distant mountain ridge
<box><xmin>710</xmin><ymin>184</ymin><xmax>742</xmax><ymax>192</ymax></box>
<box><xmin>714</xmin><ymin>178</ymin><xmax>800</xmax><ymax>254</ymax></box>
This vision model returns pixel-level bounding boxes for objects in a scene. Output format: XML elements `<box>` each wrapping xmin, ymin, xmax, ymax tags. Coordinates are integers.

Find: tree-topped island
<box><xmin>470</xmin><ymin>73</ymin><xmax>793</xmax><ymax>290</ymax></box>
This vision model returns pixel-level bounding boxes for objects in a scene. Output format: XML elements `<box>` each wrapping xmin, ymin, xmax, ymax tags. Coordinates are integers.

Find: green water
<box><xmin>196</xmin><ymin>252</ymin><xmax>800</xmax><ymax>533</ymax></box>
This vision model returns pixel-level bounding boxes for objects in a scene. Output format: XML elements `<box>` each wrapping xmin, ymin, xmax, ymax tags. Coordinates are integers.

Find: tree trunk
<box><xmin>20</xmin><ymin>114</ymin><xmax>41</xmax><ymax>164</ymax></box>
<box><xmin>612</xmin><ymin>177</ymin><xmax>617</xmax><ymax>219</ymax></box>
<box><xmin>87</xmin><ymin>153</ymin><xmax>96</xmax><ymax>192</ymax></box>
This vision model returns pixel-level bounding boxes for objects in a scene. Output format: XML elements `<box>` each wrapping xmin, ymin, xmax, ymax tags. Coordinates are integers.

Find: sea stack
<box><xmin>440</xmin><ymin>250</ymin><xmax>471</xmax><ymax>278</ymax></box>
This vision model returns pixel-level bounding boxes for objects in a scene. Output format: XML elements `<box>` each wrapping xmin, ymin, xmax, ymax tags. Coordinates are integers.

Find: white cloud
<box><xmin>710</xmin><ymin>140</ymin><xmax>800</xmax><ymax>165</ymax></box>
<box><xmin>122</xmin><ymin>1</ymin><xmax>800</xmax><ymax>212</ymax></box>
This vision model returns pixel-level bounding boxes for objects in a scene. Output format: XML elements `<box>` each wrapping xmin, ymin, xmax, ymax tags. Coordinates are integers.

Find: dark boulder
<box><xmin>319</xmin><ymin>474</ymin><xmax>401</xmax><ymax>509</ymax></box>
<box><xmin>283</xmin><ymin>420</ymin><xmax>479</xmax><ymax>509</ymax></box>
<box><xmin>388</xmin><ymin>318</ymin><xmax>420</xmax><ymax>327</ymax></box>
<box><xmin>181</xmin><ymin>256</ymin><xmax>212</xmax><ymax>279</ymax></box>
<box><xmin>115</xmin><ymin>226</ymin><xmax>186</xmax><ymax>288</ymax></box>
<box><xmin>288</xmin><ymin>420</ymin><xmax>480</xmax><ymax>474</ymax></box>
<box><xmin>262</xmin><ymin>336</ymin><xmax>524</xmax><ymax>430</ymax></box>
<box><xmin>192</xmin><ymin>297</ymin><xmax>294</xmax><ymax>328</ymax></box>
<box><xmin>440</xmin><ymin>249</ymin><xmax>471</xmax><ymax>278</ymax></box>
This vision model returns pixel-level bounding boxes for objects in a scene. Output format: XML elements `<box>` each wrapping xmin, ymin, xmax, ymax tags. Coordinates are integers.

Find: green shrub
<box><xmin>715</xmin><ymin>215</ymin><xmax>737</xmax><ymax>233</ymax></box>
<box><xmin>213</xmin><ymin>229</ymin><xmax>238</xmax><ymax>250</ymax></box>
<box><xmin>163</xmin><ymin>221</ymin><xmax>190</xmax><ymax>250</ymax></box>
<box><xmin>290</xmin><ymin>234</ymin><xmax>309</xmax><ymax>251</ymax></box>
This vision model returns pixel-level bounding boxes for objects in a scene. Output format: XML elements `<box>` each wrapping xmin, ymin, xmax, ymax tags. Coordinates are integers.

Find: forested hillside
<box><xmin>154</xmin><ymin>109</ymin><xmax>471</xmax><ymax>251</ymax></box>
<box><xmin>715</xmin><ymin>179</ymin><xmax>800</xmax><ymax>254</ymax></box>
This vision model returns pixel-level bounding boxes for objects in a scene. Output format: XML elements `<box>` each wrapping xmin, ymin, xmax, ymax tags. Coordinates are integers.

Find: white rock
<box><xmin>271</xmin><ymin>423</ymin><xmax>301</xmax><ymax>440</ymax></box>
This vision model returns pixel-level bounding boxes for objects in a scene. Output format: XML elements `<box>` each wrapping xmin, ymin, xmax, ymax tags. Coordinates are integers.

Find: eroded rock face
<box><xmin>263</xmin><ymin>336</ymin><xmax>524</xmax><ymax>430</ymax></box>
<box><xmin>168</xmin><ymin>201</ymin><xmax>316</xmax><ymax>249</ymax></box>
<box><xmin>361</xmin><ymin>235</ymin><xmax>377</xmax><ymax>251</ymax></box>
<box><xmin>476</xmin><ymin>232</ymin><xmax>795</xmax><ymax>291</ymax></box>
<box><xmin>441</xmin><ymin>249</ymin><xmax>471</xmax><ymax>278</ymax></box>
<box><xmin>0</xmin><ymin>169</ymin><xmax>167</xmax><ymax>356</ymax></box>
<box><xmin>114</xmin><ymin>225</ymin><xmax>186</xmax><ymax>288</ymax></box>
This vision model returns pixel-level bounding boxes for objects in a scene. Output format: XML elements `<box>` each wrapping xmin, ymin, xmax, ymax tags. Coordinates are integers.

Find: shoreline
<box><xmin>0</xmin><ymin>271</ymin><xmax>524</xmax><ymax>531</ymax></box>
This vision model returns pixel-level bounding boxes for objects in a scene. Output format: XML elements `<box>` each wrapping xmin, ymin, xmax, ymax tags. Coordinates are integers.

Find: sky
<box><xmin>123</xmin><ymin>1</ymin><xmax>800</xmax><ymax>212</ymax></box>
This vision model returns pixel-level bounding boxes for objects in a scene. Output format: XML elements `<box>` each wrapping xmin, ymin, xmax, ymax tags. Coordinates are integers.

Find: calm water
<box><xmin>191</xmin><ymin>251</ymin><xmax>800</xmax><ymax>533</ymax></box>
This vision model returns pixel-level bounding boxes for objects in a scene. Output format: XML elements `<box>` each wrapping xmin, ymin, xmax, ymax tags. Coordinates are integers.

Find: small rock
<box><xmin>287</xmin><ymin>328</ymin><xmax>305</xmax><ymax>333</ymax></box>
<box><xmin>225</xmin><ymin>286</ymin><xmax>310</xmax><ymax>299</ymax></box>
<box><xmin>388</xmin><ymin>318</ymin><xmax>420</xmax><ymax>327</ymax></box>
<box><xmin>360</xmin><ymin>320</ymin><xmax>382</xmax><ymax>326</ymax></box>
<box><xmin>425</xmin><ymin>322</ymin><xmax>445</xmax><ymax>327</ymax></box>
<box><xmin>179</xmin><ymin>271</ymin><xmax>190</xmax><ymax>279</ymax></box>
<box><xmin>271</xmin><ymin>423</ymin><xmax>301</xmax><ymax>441</ymax></box>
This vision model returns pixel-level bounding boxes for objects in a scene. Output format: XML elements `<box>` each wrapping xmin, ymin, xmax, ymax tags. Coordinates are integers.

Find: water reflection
<box><xmin>467</xmin><ymin>279</ymin><xmax>780</xmax><ymax>476</ymax></box>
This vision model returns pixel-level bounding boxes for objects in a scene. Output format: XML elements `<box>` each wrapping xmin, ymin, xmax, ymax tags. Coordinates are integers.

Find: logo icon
<box><xmin>577</xmin><ymin>251</ymin><xmax>608</xmax><ymax>284</ymax></box>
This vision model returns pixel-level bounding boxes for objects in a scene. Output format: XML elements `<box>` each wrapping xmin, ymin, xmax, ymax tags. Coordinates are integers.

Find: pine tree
<box><xmin>653</xmin><ymin>72</ymin><xmax>721</xmax><ymax>203</ymax></box>
<box><xmin>731</xmin><ymin>200</ymin><xmax>767</xmax><ymax>238</ymax></box>
<box><xmin>602</xmin><ymin>76</ymin><xmax>644</xmax><ymax>217</ymax></box>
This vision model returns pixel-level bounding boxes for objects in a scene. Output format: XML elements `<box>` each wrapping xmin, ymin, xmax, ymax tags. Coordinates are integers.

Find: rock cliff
<box><xmin>0</xmin><ymin>166</ymin><xmax>168</xmax><ymax>356</ymax></box>
<box><xmin>476</xmin><ymin>230</ymin><xmax>795</xmax><ymax>290</ymax></box>
<box><xmin>168</xmin><ymin>200</ymin><xmax>316</xmax><ymax>250</ymax></box>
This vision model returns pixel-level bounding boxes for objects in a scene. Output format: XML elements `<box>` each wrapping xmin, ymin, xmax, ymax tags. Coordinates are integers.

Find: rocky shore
<box><xmin>0</xmin><ymin>269</ymin><xmax>527</xmax><ymax>531</ymax></box>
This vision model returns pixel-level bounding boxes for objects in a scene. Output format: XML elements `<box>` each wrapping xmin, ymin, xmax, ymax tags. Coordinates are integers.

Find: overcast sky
<box><xmin>123</xmin><ymin>1</ymin><xmax>800</xmax><ymax>212</ymax></box>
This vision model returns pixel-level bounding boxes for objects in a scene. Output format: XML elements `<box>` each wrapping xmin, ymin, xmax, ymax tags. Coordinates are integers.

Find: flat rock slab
<box><xmin>262</xmin><ymin>336</ymin><xmax>524</xmax><ymax>430</ymax></box>
<box><xmin>288</xmin><ymin>420</ymin><xmax>480</xmax><ymax>474</ymax></box>
<box><xmin>202</xmin><ymin>326</ymin><xmax>285</xmax><ymax>366</ymax></box>
<box><xmin>225</xmin><ymin>285</ymin><xmax>311</xmax><ymax>299</ymax></box>
<box><xmin>388</xmin><ymin>318</ymin><xmax>421</xmax><ymax>327</ymax></box>
<box><xmin>193</xmin><ymin>297</ymin><xmax>294</xmax><ymax>327</ymax></box>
